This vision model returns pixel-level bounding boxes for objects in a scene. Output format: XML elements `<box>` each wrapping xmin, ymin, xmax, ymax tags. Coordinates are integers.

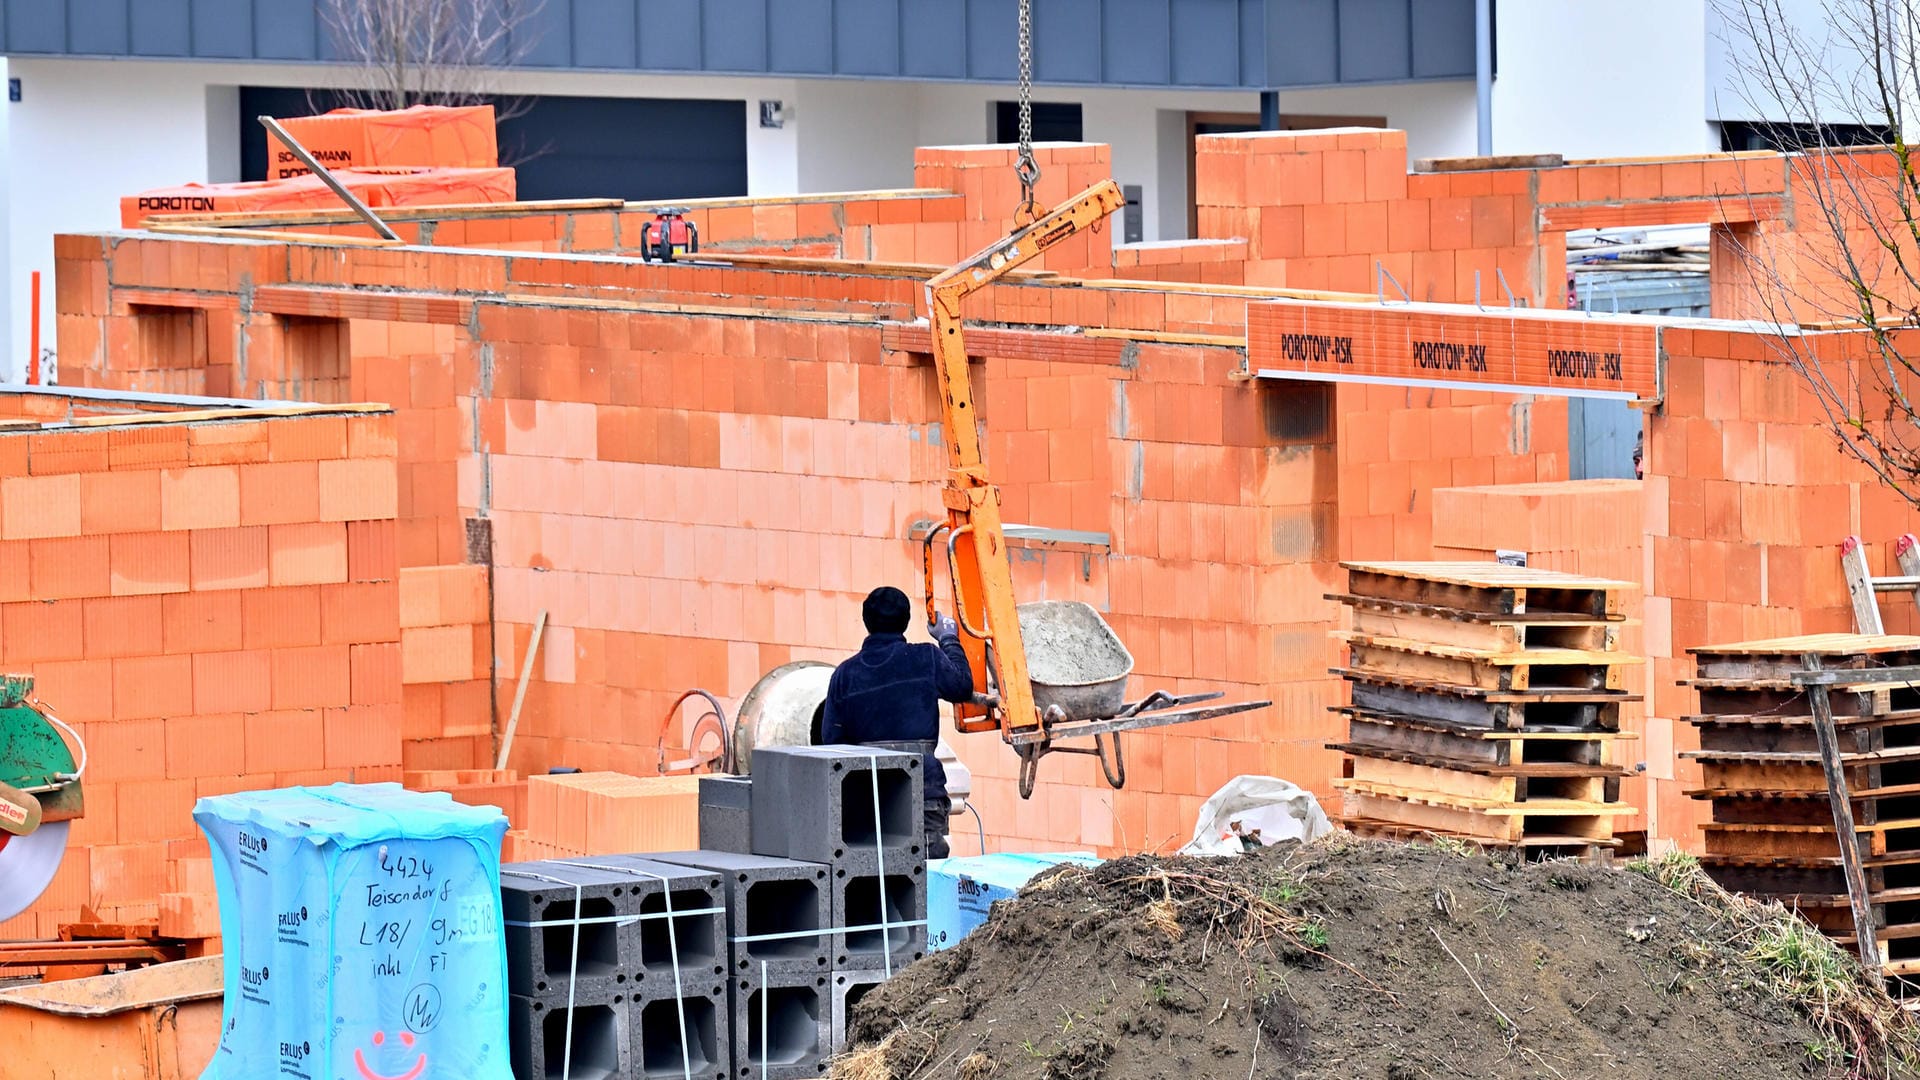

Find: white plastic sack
<box><xmin>1178</xmin><ymin>775</ymin><xmax>1333</xmax><ymax>856</ymax></box>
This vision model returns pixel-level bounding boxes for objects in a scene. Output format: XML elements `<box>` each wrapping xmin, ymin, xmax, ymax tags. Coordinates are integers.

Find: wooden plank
<box><xmin>1335</xmin><ymin>669</ymin><xmax>1640</xmax><ymax>704</ymax></box>
<box><xmin>1344</xmin><ymin>717</ymin><xmax>1511</xmax><ymax>766</ymax></box>
<box><xmin>61</xmin><ymin>404</ymin><xmax>388</xmax><ymax>428</ymax></box>
<box><xmin>1076</xmin><ymin>277</ymin><xmax>1373</xmax><ymax>302</ymax></box>
<box><xmin>1349</xmin><ymin>757</ymin><xmax>1518</xmax><ymax>803</ymax></box>
<box><xmin>1414</xmin><ymin>153</ymin><xmax>1566</xmax><ymax>172</ymax></box>
<box><xmin>1346</xmin><ymin>681</ymin><xmax>1623</xmax><ymax>731</ymax></box>
<box><xmin>1342</xmin><ymin>566</ymin><xmax>1629</xmax><ymax>620</ymax></box>
<box><xmin>494</xmin><ymin>292</ymin><xmax>887</xmax><ymax>324</ymax></box>
<box><xmin>1328</xmin><ymin>592</ymin><xmax>1628</xmax><ymax>625</ymax></box>
<box><xmin>1702</xmin><ymin>825</ymin><xmax>1879</xmax><ymax>860</ymax></box>
<box><xmin>1334</xmin><ymin>778</ymin><xmax>1631</xmax><ymax>816</ymax></box>
<box><xmin>1343</xmin><ymin>561</ymin><xmax>1638</xmax><ymax>591</ymax></box>
<box><xmin>1081</xmin><ymin>327</ymin><xmax>1247</xmax><ymax>348</ymax></box>
<box><xmin>1347</xmin><ymin>606</ymin><xmax>1619</xmax><ymax>652</ymax></box>
<box><xmin>144</xmin><ymin>223</ymin><xmax>406</xmax><ymax>247</ymax></box>
<box><xmin>1329</xmin><ymin>741</ymin><xmax>1628</xmax><ymax>779</ymax></box>
<box><xmin>1341</xmin><ymin>632</ymin><xmax>1637</xmax><ymax>668</ymax></box>
<box><xmin>1338</xmin><ymin>816</ymin><xmax>1617</xmax><ymax>854</ymax></box>
<box><xmin>1687</xmin><ymin>632</ymin><xmax>1920</xmax><ymax>657</ymax></box>
<box><xmin>1683</xmin><ymin>745</ymin><xmax>1920</xmax><ymax>765</ymax></box>
<box><xmin>1342</xmin><ymin>637</ymin><xmax>1632</xmax><ymax>692</ymax></box>
<box><xmin>1339</xmin><ymin>792</ymin><xmax>1524</xmax><ymax>843</ymax></box>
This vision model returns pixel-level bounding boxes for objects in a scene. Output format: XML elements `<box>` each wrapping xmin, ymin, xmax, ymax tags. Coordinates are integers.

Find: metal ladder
<box><xmin>1841</xmin><ymin>534</ymin><xmax>1920</xmax><ymax>634</ymax></box>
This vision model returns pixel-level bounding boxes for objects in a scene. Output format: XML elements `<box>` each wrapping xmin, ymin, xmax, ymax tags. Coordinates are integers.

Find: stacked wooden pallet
<box><xmin>1327</xmin><ymin>561</ymin><xmax>1643</xmax><ymax>859</ymax></box>
<box><xmin>1683</xmin><ymin>633</ymin><xmax>1920</xmax><ymax>975</ymax></box>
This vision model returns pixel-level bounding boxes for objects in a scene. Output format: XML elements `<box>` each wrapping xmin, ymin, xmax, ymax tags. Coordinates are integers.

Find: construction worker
<box><xmin>820</xmin><ymin>586</ymin><xmax>974</xmax><ymax>859</ymax></box>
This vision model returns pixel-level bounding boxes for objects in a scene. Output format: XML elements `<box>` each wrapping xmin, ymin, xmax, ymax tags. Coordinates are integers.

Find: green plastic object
<box><xmin>0</xmin><ymin>676</ymin><xmax>82</xmax><ymax>823</ymax></box>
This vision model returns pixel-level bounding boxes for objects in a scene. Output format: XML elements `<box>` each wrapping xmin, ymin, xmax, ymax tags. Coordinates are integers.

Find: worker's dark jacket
<box><xmin>819</xmin><ymin>632</ymin><xmax>974</xmax><ymax>802</ymax></box>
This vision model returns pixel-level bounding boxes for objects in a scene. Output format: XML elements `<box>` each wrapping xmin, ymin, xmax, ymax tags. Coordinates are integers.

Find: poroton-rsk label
<box><xmin>1248</xmin><ymin>301</ymin><xmax>1661</xmax><ymax>400</ymax></box>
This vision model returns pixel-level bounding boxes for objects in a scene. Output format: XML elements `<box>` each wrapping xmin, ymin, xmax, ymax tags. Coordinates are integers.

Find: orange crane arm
<box><xmin>922</xmin><ymin>180</ymin><xmax>1127</xmax><ymax>739</ymax></box>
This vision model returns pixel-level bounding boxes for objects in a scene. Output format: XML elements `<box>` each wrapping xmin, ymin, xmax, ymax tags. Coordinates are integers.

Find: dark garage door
<box><xmin>239</xmin><ymin>88</ymin><xmax>748</xmax><ymax>202</ymax></box>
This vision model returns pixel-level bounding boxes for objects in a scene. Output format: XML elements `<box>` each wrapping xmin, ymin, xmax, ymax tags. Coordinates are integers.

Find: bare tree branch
<box><xmin>312</xmin><ymin>0</ymin><xmax>546</xmax><ymax>130</ymax></box>
<box><xmin>1714</xmin><ymin>0</ymin><xmax>1920</xmax><ymax>504</ymax></box>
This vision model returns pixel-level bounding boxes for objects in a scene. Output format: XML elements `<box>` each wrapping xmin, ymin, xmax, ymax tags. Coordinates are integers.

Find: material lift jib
<box><xmin>920</xmin><ymin>179</ymin><xmax>1271</xmax><ymax>798</ymax></box>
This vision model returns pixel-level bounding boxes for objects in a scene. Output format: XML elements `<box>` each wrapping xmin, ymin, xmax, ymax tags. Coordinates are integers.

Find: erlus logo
<box><xmin>238</xmin><ymin>832</ymin><xmax>268</xmax><ymax>855</ymax></box>
<box><xmin>241</xmin><ymin>965</ymin><xmax>270</xmax><ymax>988</ymax></box>
<box><xmin>278</xmin><ymin>906</ymin><xmax>309</xmax><ymax>930</ymax></box>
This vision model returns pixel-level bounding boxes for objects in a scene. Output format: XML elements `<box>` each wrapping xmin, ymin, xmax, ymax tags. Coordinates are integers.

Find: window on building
<box><xmin>993</xmin><ymin>102</ymin><xmax>1084</xmax><ymax>143</ymax></box>
<box><xmin>1718</xmin><ymin>121</ymin><xmax>1894</xmax><ymax>152</ymax></box>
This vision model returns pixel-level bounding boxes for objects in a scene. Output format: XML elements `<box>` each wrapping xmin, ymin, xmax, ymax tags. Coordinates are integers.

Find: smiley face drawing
<box><xmin>353</xmin><ymin>1030</ymin><xmax>426</xmax><ymax>1080</ymax></box>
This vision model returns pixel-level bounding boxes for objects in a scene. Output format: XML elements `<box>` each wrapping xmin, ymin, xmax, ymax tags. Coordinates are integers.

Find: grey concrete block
<box><xmin>830</xmin><ymin>969</ymin><xmax>890</xmax><ymax>1056</ymax></box>
<box><xmin>831</xmin><ymin>867</ymin><xmax>928</xmax><ymax>971</ymax></box>
<box><xmin>501</xmin><ymin>860</ymin><xmax>651</xmax><ymax>999</ymax></box>
<box><xmin>730</xmin><ymin>970</ymin><xmax>830</xmax><ymax>1080</ymax></box>
<box><xmin>699</xmin><ymin>776</ymin><xmax>753</xmax><ymax>854</ymax></box>
<box><xmin>585</xmin><ymin>854</ymin><xmax>731</xmax><ymax>997</ymax></box>
<box><xmin>649</xmin><ymin>850</ymin><xmax>833</xmax><ymax>980</ymax></box>
<box><xmin>510</xmin><ymin>994</ymin><xmax>632</xmax><ymax>1080</ymax></box>
<box><xmin>751</xmin><ymin>745</ymin><xmax>923</xmax><ymax>868</ymax></box>
<box><xmin>633</xmin><ymin>989</ymin><xmax>730</xmax><ymax>1080</ymax></box>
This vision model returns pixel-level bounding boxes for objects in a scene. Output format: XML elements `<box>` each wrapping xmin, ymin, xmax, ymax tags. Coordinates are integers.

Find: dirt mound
<box><xmin>839</xmin><ymin>839</ymin><xmax>1918</xmax><ymax>1080</ymax></box>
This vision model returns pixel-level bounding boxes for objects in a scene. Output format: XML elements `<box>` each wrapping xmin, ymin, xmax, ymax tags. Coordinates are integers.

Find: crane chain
<box><xmin>1014</xmin><ymin>0</ymin><xmax>1043</xmax><ymax>225</ymax></box>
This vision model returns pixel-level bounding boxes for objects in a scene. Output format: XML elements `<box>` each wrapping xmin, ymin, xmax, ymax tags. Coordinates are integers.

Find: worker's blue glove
<box><xmin>930</xmin><ymin>611</ymin><xmax>960</xmax><ymax>642</ymax></box>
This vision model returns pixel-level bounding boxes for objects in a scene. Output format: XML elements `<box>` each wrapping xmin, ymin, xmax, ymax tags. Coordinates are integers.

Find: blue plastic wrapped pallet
<box><xmin>193</xmin><ymin>782</ymin><xmax>512</xmax><ymax>1080</ymax></box>
<box><xmin>928</xmin><ymin>852</ymin><xmax>1102</xmax><ymax>950</ymax></box>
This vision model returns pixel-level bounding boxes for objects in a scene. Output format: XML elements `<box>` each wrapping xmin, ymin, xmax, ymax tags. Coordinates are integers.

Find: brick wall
<box><xmin>0</xmin><ymin>398</ymin><xmax>400</xmax><ymax>940</ymax></box>
<box><xmin>52</xmin><ymin>135</ymin><xmax>1920</xmax><ymax>865</ymax></box>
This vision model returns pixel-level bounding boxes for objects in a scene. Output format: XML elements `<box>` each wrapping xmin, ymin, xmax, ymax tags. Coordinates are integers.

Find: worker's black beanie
<box><xmin>862</xmin><ymin>586</ymin><xmax>912</xmax><ymax>634</ymax></box>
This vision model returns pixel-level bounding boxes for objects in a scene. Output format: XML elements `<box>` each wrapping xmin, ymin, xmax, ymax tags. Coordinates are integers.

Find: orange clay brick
<box><xmin>159</xmin><ymin>466</ymin><xmax>240</xmax><ymax>532</ymax></box>
<box><xmin>107</xmin><ymin>531</ymin><xmax>191</xmax><ymax>596</ymax></box>
<box><xmin>2</xmin><ymin>473</ymin><xmax>81</xmax><ymax>539</ymax></box>
<box><xmin>268</xmin><ymin>521</ymin><xmax>350</xmax><ymax>585</ymax></box>
<box><xmin>241</xmin><ymin>585</ymin><xmax>324</xmax><ymax>650</ymax></box>
<box><xmin>83</xmin><ymin>594</ymin><xmax>164</xmax><ymax>659</ymax></box>
<box><xmin>243</xmin><ymin>709</ymin><xmax>326</xmax><ymax>774</ymax></box>
<box><xmin>350</xmin><ymin>642</ymin><xmax>401</xmax><ymax>706</ymax></box>
<box><xmin>318</xmin><ymin>458</ymin><xmax>399</xmax><ymax>521</ymax></box>
<box><xmin>324</xmin><ymin>705</ymin><xmax>401</xmax><ymax>768</ymax></box>
<box><xmin>29</xmin><ymin>534</ymin><xmax>110</xmax><ymax>599</ymax></box>
<box><xmin>267</xmin><ymin>415</ymin><xmax>348</xmax><ymax>462</ymax></box>
<box><xmin>110</xmin><ymin>654</ymin><xmax>193</xmax><ymax>720</ymax></box>
<box><xmin>346</xmin><ymin>519</ymin><xmax>399</xmax><ymax>582</ymax></box>
<box><xmin>238</xmin><ymin>461</ymin><xmax>322</xmax><ymax>526</ymax></box>
<box><xmin>192</xmin><ymin>649</ymin><xmax>272</xmax><ymax>715</ymax></box>
<box><xmin>320</xmin><ymin>581</ymin><xmax>401</xmax><ymax>644</ymax></box>
<box><xmin>271</xmin><ymin>644</ymin><xmax>352</xmax><ymax>710</ymax></box>
<box><xmin>189</xmin><ymin>526</ymin><xmax>270</xmax><ymax>591</ymax></box>
<box><xmin>163</xmin><ymin>713</ymin><xmax>246</xmax><ymax>777</ymax></box>
<box><xmin>80</xmin><ymin>470</ymin><xmax>162</xmax><ymax>534</ymax></box>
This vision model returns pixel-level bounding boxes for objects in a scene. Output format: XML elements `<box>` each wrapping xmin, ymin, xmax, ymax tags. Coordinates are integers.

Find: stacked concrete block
<box><xmin>697</xmin><ymin>776</ymin><xmax>753</xmax><ymax>854</ymax></box>
<box><xmin>649</xmin><ymin>851</ymin><xmax>832</xmax><ymax>979</ymax></box>
<box><xmin>830</xmin><ymin>969</ymin><xmax>889</xmax><ymax>1054</ymax></box>
<box><xmin>731</xmin><ymin>971</ymin><xmax>831</xmax><ymax>1080</ymax></box>
<box><xmin>501</xmin><ymin>856</ymin><xmax>729</xmax><ymax>1080</ymax></box>
<box><xmin>750</xmin><ymin>747</ymin><xmax>929</xmax><ymax>971</ymax></box>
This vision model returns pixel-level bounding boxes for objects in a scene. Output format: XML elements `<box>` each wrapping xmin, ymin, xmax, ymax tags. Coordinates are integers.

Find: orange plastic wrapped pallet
<box><xmin>120</xmin><ymin>174</ymin><xmax>371</xmax><ymax>227</ymax></box>
<box><xmin>359</xmin><ymin>165</ymin><xmax>516</xmax><ymax>208</ymax></box>
<box><xmin>121</xmin><ymin>167</ymin><xmax>517</xmax><ymax>227</ymax></box>
<box><xmin>269</xmin><ymin>104</ymin><xmax>498</xmax><ymax>178</ymax></box>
